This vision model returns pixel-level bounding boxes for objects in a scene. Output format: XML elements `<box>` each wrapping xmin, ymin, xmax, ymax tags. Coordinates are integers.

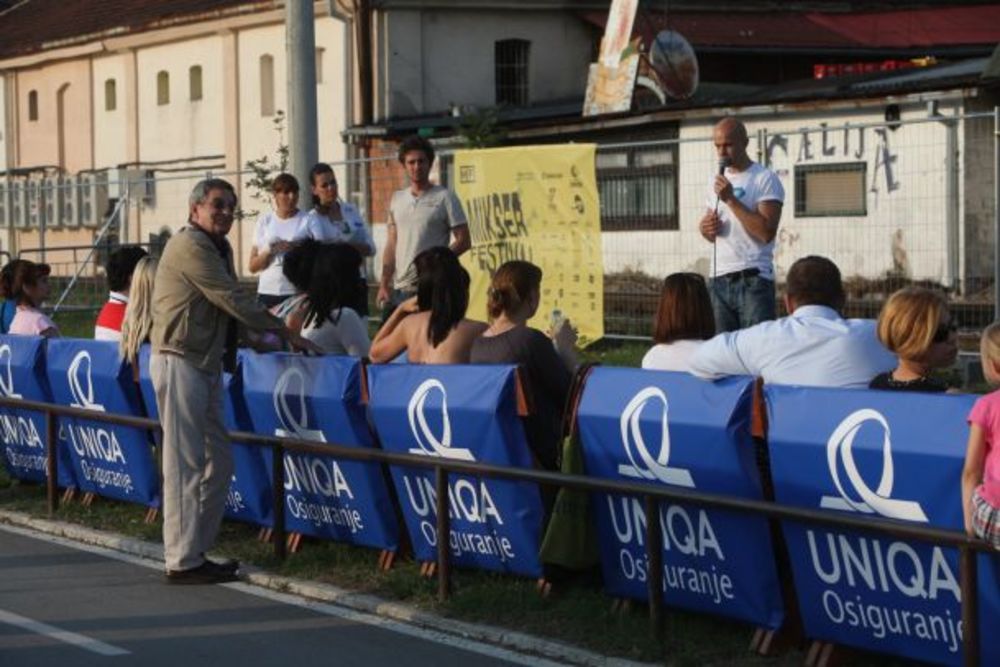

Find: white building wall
<box><xmin>381</xmin><ymin>9</ymin><xmax>591</xmax><ymax>119</ymax></box>
<box><xmin>316</xmin><ymin>16</ymin><xmax>348</xmax><ymax>167</ymax></box>
<box><xmin>136</xmin><ymin>36</ymin><xmax>225</xmax><ymax>163</ymax></box>
<box><xmin>604</xmin><ymin>101</ymin><xmax>965</xmax><ymax>287</ymax></box>
<box><xmin>239</xmin><ymin>17</ymin><xmax>348</xmax><ymax>186</ymax></box>
<box><xmin>92</xmin><ymin>54</ymin><xmax>129</xmax><ymax>169</ymax></box>
<box><xmin>133</xmin><ymin>36</ymin><xmax>226</xmax><ymax>243</ymax></box>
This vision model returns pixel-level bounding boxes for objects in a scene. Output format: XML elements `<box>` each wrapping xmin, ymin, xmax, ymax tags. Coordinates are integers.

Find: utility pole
<box><xmin>286</xmin><ymin>0</ymin><xmax>319</xmax><ymax>190</ymax></box>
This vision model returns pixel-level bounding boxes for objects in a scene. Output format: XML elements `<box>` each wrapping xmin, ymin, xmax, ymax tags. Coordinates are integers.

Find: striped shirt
<box><xmin>94</xmin><ymin>292</ymin><xmax>128</xmax><ymax>341</ymax></box>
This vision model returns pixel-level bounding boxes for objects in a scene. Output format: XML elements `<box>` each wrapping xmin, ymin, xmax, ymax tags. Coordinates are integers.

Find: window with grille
<box><xmin>260</xmin><ymin>54</ymin><xmax>275</xmax><ymax>116</ymax></box>
<box><xmin>495</xmin><ymin>39</ymin><xmax>530</xmax><ymax>106</ymax></box>
<box><xmin>597</xmin><ymin>147</ymin><xmax>678</xmax><ymax>231</ymax></box>
<box><xmin>105</xmin><ymin>79</ymin><xmax>117</xmax><ymax>111</ymax></box>
<box><xmin>189</xmin><ymin>66</ymin><xmax>203</xmax><ymax>101</ymax></box>
<box><xmin>157</xmin><ymin>71</ymin><xmax>170</xmax><ymax>105</ymax></box>
<box><xmin>794</xmin><ymin>162</ymin><xmax>867</xmax><ymax>217</ymax></box>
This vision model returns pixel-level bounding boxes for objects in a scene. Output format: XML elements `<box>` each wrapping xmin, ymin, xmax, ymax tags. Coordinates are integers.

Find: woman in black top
<box><xmin>870</xmin><ymin>286</ymin><xmax>957</xmax><ymax>393</ymax></box>
<box><xmin>470</xmin><ymin>261</ymin><xmax>577</xmax><ymax>471</ymax></box>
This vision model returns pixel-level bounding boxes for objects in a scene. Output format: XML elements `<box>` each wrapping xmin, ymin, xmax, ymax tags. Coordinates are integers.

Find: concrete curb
<box><xmin>0</xmin><ymin>509</ymin><xmax>652</xmax><ymax>667</ymax></box>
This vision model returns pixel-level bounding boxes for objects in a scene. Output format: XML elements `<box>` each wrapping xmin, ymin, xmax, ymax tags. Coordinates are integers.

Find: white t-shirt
<box><xmin>254</xmin><ymin>210</ymin><xmax>310</xmax><ymax>296</ymax></box>
<box><xmin>302</xmin><ymin>307</ymin><xmax>371</xmax><ymax>357</ymax></box>
<box><xmin>304</xmin><ymin>201</ymin><xmax>374</xmax><ymax>254</ymax></box>
<box><xmin>641</xmin><ymin>340</ymin><xmax>704</xmax><ymax>373</ymax></box>
<box><xmin>705</xmin><ymin>162</ymin><xmax>784</xmax><ymax>280</ymax></box>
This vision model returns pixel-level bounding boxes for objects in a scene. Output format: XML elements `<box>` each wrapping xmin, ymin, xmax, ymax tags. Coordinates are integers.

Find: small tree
<box><xmin>242</xmin><ymin>110</ymin><xmax>288</xmax><ymax>219</ymax></box>
<box><xmin>458</xmin><ymin>107</ymin><xmax>505</xmax><ymax>148</ymax></box>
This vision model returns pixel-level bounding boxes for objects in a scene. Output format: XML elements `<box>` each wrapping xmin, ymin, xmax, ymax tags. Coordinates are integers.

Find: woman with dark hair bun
<box><xmin>642</xmin><ymin>272</ymin><xmax>716</xmax><ymax>372</ymax></box>
<box><xmin>370</xmin><ymin>246</ymin><xmax>485</xmax><ymax>363</ymax></box>
<box><xmin>470</xmin><ymin>260</ymin><xmax>576</xmax><ymax>471</ymax></box>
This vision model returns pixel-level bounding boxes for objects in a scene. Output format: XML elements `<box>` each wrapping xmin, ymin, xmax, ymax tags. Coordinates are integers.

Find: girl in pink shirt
<box><xmin>5</xmin><ymin>260</ymin><xmax>59</xmax><ymax>338</ymax></box>
<box><xmin>962</xmin><ymin>322</ymin><xmax>1000</xmax><ymax>547</ymax></box>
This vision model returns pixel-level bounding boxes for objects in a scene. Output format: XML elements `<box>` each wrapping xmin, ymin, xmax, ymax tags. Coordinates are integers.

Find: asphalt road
<box><xmin>0</xmin><ymin>526</ymin><xmax>547</xmax><ymax>667</ymax></box>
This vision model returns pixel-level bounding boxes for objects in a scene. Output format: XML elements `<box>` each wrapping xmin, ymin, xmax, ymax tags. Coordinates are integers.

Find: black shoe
<box><xmin>165</xmin><ymin>560</ymin><xmax>240</xmax><ymax>585</ymax></box>
<box><xmin>204</xmin><ymin>555</ymin><xmax>240</xmax><ymax>574</ymax></box>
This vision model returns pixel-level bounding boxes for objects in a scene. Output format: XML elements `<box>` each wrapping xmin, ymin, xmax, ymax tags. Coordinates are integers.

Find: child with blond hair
<box><xmin>962</xmin><ymin>322</ymin><xmax>1000</xmax><ymax>547</ymax></box>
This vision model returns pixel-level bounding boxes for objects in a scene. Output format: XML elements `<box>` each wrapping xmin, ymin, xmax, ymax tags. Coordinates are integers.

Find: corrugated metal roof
<box><xmin>850</xmin><ymin>57</ymin><xmax>989</xmax><ymax>91</ymax></box>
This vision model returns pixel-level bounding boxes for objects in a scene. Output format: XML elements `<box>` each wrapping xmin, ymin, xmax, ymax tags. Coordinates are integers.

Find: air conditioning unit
<box><xmin>43</xmin><ymin>175</ymin><xmax>65</xmax><ymax>229</ymax></box>
<box><xmin>10</xmin><ymin>180</ymin><xmax>28</xmax><ymax>229</ymax></box>
<box><xmin>121</xmin><ymin>168</ymin><xmax>155</xmax><ymax>207</ymax></box>
<box><xmin>78</xmin><ymin>171</ymin><xmax>109</xmax><ymax>228</ymax></box>
<box><xmin>0</xmin><ymin>179</ymin><xmax>10</xmax><ymax>228</ymax></box>
<box><xmin>61</xmin><ymin>175</ymin><xmax>81</xmax><ymax>229</ymax></box>
<box><xmin>25</xmin><ymin>178</ymin><xmax>45</xmax><ymax>229</ymax></box>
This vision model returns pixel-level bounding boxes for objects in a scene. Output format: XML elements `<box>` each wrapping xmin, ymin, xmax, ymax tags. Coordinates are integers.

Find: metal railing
<box><xmin>0</xmin><ymin>393</ymin><xmax>994</xmax><ymax>665</ymax></box>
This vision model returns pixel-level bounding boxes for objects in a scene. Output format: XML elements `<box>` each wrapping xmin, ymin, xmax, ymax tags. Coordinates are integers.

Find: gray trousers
<box><xmin>151</xmin><ymin>353</ymin><xmax>232</xmax><ymax>572</ymax></box>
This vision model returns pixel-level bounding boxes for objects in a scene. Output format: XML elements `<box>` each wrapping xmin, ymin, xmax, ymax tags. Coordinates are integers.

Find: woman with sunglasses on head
<box><xmin>870</xmin><ymin>286</ymin><xmax>958</xmax><ymax>393</ymax></box>
<box><xmin>304</xmin><ymin>163</ymin><xmax>375</xmax><ymax>314</ymax></box>
<box><xmin>248</xmin><ymin>173</ymin><xmax>309</xmax><ymax>309</ymax></box>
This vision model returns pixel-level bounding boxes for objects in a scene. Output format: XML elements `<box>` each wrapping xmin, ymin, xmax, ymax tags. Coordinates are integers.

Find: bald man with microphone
<box><xmin>699</xmin><ymin>117</ymin><xmax>785</xmax><ymax>332</ymax></box>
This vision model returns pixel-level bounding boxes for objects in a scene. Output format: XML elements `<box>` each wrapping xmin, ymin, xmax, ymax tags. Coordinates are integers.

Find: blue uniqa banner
<box><xmin>138</xmin><ymin>346</ymin><xmax>272</xmax><ymax>526</ymax></box>
<box><xmin>242</xmin><ymin>353</ymin><xmax>398</xmax><ymax>551</ymax></box>
<box><xmin>0</xmin><ymin>335</ymin><xmax>75</xmax><ymax>488</ymax></box>
<box><xmin>767</xmin><ymin>386</ymin><xmax>1000</xmax><ymax>665</ymax></box>
<box><xmin>45</xmin><ymin>339</ymin><xmax>159</xmax><ymax>507</ymax></box>
<box><xmin>577</xmin><ymin>368</ymin><xmax>784</xmax><ymax>629</ymax></box>
<box><xmin>368</xmin><ymin>364</ymin><xmax>543</xmax><ymax>578</ymax></box>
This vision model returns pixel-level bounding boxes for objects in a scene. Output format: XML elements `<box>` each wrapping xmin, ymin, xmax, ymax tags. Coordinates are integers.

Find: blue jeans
<box><xmin>710</xmin><ymin>273</ymin><xmax>776</xmax><ymax>333</ymax></box>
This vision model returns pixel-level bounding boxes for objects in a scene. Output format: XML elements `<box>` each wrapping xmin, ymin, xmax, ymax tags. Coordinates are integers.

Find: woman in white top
<box><xmin>278</xmin><ymin>239</ymin><xmax>370</xmax><ymax>357</ymax></box>
<box><xmin>249</xmin><ymin>173</ymin><xmax>309</xmax><ymax>309</ymax></box>
<box><xmin>305</xmin><ymin>163</ymin><xmax>374</xmax><ymax>314</ymax></box>
<box><xmin>642</xmin><ymin>272</ymin><xmax>716</xmax><ymax>372</ymax></box>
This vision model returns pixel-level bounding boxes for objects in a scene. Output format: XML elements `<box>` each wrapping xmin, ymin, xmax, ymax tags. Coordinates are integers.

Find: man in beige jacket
<box><xmin>151</xmin><ymin>178</ymin><xmax>317</xmax><ymax>584</ymax></box>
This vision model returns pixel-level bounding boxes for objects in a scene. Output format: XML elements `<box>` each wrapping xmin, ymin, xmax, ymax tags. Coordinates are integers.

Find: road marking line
<box><xmin>0</xmin><ymin>525</ymin><xmax>565</xmax><ymax>666</ymax></box>
<box><xmin>226</xmin><ymin>582</ymin><xmax>568</xmax><ymax>667</ymax></box>
<box><xmin>0</xmin><ymin>608</ymin><xmax>130</xmax><ymax>656</ymax></box>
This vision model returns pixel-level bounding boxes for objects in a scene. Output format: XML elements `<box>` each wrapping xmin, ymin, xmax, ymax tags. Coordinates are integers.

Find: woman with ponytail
<box><xmin>370</xmin><ymin>246</ymin><xmax>485</xmax><ymax>363</ymax></box>
<box><xmin>470</xmin><ymin>260</ymin><xmax>577</xmax><ymax>471</ymax></box>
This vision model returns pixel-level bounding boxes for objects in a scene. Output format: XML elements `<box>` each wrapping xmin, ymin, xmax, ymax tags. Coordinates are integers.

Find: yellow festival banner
<box><xmin>454</xmin><ymin>144</ymin><xmax>604</xmax><ymax>343</ymax></box>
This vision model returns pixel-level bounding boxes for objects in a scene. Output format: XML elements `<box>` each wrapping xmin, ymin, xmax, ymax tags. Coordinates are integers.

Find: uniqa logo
<box><xmin>272</xmin><ymin>366</ymin><xmax>326</xmax><ymax>442</ymax></box>
<box><xmin>67</xmin><ymin>350</ymin><xmax>105</xmax><ymax>412</ymax></box>
<box><xmin>406</xmin><ymin>379</ymin><xmax>474</xmax><ymax>460</ymax></box>
<box><xmin>0</xmin><ymin>344</ymin><xmax>23</xmax><ymax>399</ymax></box>
<box><xmin>819</xmin><ymin>408</ymin><xmax>928</xmax><ymax>522</ymax></box>
<box><xmin>617</xmin><ymin>387</ymin><xmax>694</xmax><ymax>487</ymax></box>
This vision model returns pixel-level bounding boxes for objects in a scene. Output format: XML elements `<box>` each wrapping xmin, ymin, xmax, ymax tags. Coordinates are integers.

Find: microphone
<box><xmin>713</xmin><ymin>157</ymin><xmax>731</xmax><ymax>214</ymax></box>
<box><xmin>711</xmin><ymin>157</ymin><xmax>732</xmax><ymax>280</ymax></box>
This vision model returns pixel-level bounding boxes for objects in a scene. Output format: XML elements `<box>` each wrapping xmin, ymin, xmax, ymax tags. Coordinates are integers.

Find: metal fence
<box><xmin>1</xmin><ymin>388</ymin><xmax>994</xmax><ymax>665</ymax></box>
<box><xmin>2</xmin><ymin>108</ymin><xmax>997</xmax><ymax>339</ymax></box>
